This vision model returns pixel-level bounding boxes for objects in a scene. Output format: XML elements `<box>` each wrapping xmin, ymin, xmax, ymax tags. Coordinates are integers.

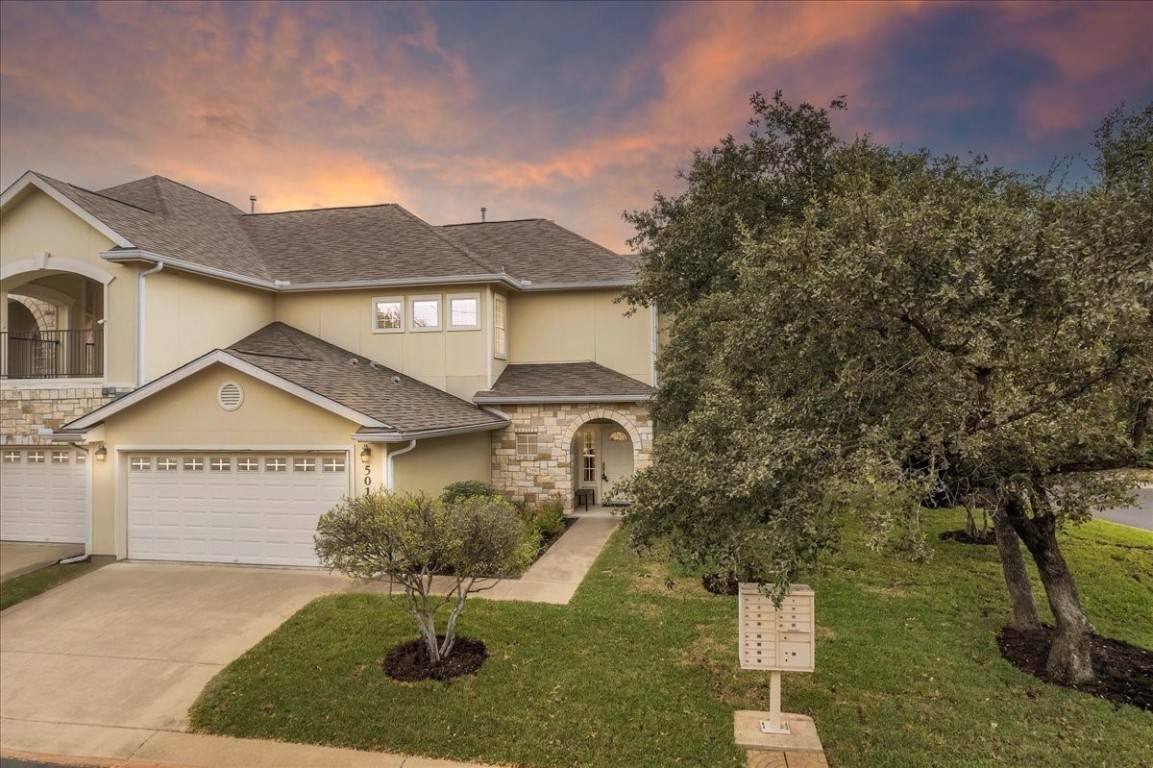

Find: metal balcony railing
<box><xmin>2</xmin><ymin>329</ymin><xmax>104</xmax><ymax>379</ymax></box>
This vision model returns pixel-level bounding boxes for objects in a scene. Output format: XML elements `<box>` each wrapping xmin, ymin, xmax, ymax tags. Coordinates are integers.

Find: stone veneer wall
<box><xmin>491</xmin><ymin>401</ymin><xmax>654</xmax><ymax>509</ymax></box>
<box><xmin>1</xmin><ymin>387</ymin><xmax>120</xmax><ymax>445</ymax></box>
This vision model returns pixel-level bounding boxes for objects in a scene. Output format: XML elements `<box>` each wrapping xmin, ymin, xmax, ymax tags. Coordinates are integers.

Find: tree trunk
<box><xmin>1006</xmin><ymin>500</ymin><xmax>1095</xmax><ymax>685</ymax></box>
<box><xmin>992</xmin><ymin>509</ymin><xmax>1041</xmax><ymax>631</ymax></box>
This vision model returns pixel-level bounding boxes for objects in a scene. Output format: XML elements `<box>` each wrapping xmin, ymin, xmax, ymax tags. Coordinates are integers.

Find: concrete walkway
<box><xmin>0</xmin><ymin>543</ymin><xmax>85</xmax><ymax>582</ymax></box>
<box><xmin>1</xmin><ymin>515</ymin><xmax>619</xmax><ymax>768</ymax></box>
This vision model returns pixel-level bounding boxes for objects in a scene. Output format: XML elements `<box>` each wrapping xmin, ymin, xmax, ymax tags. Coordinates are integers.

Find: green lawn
<box><xmin>0</xmin><ymin>560</ymin><xmax>103</xmax><ymax>612</ymax></box>
<box><xmin>190</xmin><ymin>511</ymin><xmax>1153</xmax><ymax>768</ymax></box>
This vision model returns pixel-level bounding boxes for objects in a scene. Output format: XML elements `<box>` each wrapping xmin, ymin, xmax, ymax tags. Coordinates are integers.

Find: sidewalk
<box><xmin>0</xmin><ymin>515</ymin><xmax>619</xmax><ymax>768</ymax></box>
<box><xmin>0</xmin><ymin>542</ymin><xmax>85</xmax><ymax>582</ymax></box>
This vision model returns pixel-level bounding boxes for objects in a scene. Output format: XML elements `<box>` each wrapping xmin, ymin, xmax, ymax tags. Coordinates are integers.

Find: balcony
<box><xmin>2</xmin><ymin>329</ymin><xmax>104</xmax><ymax>379</ymax></box>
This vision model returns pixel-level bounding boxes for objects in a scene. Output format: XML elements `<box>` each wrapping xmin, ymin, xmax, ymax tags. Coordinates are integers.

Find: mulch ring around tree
<box><xmin>997</xmin><ymin>626</ymin><xmax>1153</xmax><ymax>711</ymax></box>
<box><xmin>939</xmin><ymin>529</ymin><xmax>997</xmax><ymax>545</ymax></box>
<box><xmin>383</xmin><ymin>635</ymin><xmax>487</xmax><ymax>682</ymax></box>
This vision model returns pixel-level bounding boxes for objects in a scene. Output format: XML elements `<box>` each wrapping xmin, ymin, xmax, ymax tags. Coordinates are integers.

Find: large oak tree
<box><xmin>623</xmin><ymin>94</ymin><xmax>1151</xmax><ymax>685</ymax></box>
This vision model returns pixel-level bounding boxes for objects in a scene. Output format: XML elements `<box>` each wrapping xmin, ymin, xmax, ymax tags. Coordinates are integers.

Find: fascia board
<box><xmin>516</xmin><ymin>279</ymin><xmax>637</xmax><ymax>291</ymax></box>
<box><xmin>2</xmin><ymin>174</ymin><xmax>133</xmax><ymax>248</ymax></box>
<box><xmin>65</xmin><ymin>350</ymin><xmax>389</xmax><ymax>430</ymax></box>
<box><xmin>101</xmin><ymin>249</ymin><xmax>521</xmax><ymax>292</ymax></box>
<box><xmin>355</xmin><ymin>420</ymin><xmax>509</xmax><ymax>443</ymax></box>
<box><xmin>472</xmin><ymin>394</ymin><xmax>651</xmax><ymax>405</ymax></box>
<box><xmin>102</xmin><ymin>250</ymin><xmax>277</xmax><ymax>291</ymax></box>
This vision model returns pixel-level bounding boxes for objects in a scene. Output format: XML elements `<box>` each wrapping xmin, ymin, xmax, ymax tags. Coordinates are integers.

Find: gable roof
<box><xmin>62</xmin><ymin>323</ymin><xmax>507</xmax><ymax>441</ymax></box>
<box><xmin>473</xmin><ymin>362</ymin><xmax>654</xmax><ymax>404</ymax></box>
<box><xmin>440</xmin><ymin>219</ymin><xmax>636</xmax><ymax>286</ymax></box>
<box><xmin>2</xmin><ymin>171</ymin><xmax>636</xmax><ymax>291</ymax></box>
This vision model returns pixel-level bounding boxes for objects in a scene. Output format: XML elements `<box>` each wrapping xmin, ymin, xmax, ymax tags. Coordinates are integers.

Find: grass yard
<box><xmin>190</xmin><ymin>511</ymin><xmax>1153</xmax><ymax>768</ymax></box>
<box><xmin>0</xmin><ymin>560</ymin><xmax>103</xmax><ymax>612</ymax></box>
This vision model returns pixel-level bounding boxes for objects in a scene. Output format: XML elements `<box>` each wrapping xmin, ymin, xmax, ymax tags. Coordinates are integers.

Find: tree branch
<box><xmin>894</xmin><ymin>311</ymin><xmax>968</xmax><ymax>355</ymax></box>
<box><xmin>978</xmin><ymin>349</ymin><xmax>1128</xmax><ymax>433</ymax></box>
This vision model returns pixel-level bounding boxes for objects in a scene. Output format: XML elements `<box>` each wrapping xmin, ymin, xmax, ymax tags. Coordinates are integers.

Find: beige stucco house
<box><xmin>0</xmin><ymin>172</ymin><xmax>656</xmax><ymax>566</ymax></box>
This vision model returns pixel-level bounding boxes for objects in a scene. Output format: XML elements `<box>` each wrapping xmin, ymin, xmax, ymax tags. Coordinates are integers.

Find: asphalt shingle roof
<box><xmin>439</xmin><ymin>219</ymin><xmax>636</xmax><ymax>284</ymax></box>
<box><xmin>240</xmin><ymin>205</ymin><xmax>495</xmax><ymax>284</ymax></box>
<box><xmin>474</xmin><ymin>362</ymin><xmax>654</xmax><ymax>402</ymax></box>
<box><xmin>21</xmin><ymin>172</ymin><xmax>634</xmax><ymax>288</ymax></box>
<box><xmin>228</xmin><ymin>323</ymin><xmax>507</xmax><ymax>434</ymax></box>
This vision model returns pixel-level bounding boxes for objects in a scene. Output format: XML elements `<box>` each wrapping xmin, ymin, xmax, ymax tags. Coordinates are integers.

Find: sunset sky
<box><xmin>1</xmin><ymin>1</ymin><xmax>1150</xmax><ymax>253</ymax></box>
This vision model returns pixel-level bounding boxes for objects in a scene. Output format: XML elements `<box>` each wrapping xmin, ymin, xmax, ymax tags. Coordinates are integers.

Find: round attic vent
<box><xmin>218</xmin><ymin>382</ymin><xmax>244</xmax><ymax>411</ymax></box>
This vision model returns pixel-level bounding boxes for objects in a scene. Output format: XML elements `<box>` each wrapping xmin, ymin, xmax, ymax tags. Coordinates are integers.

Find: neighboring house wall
<box><xmin>88</xmin><ymin>365</ymin><xmax>360</xmax><ymax>557</ymax></box>
<box><xmin>491</xmin><ymin>402</ymin><xmax>654</xmax><ymax>507</ymax></box>
<box><xmin>508</xmin><ymin>289</ymin><xmax>652</xmax><ymax>385</ymax></box>
<box><xmin>1</xmin><ymin>191</ymin><xmax>137</xmax><ymax>386</ymax></box>
<box><xmin>389</xmin><ymin>431</ymin><xmax>493</xmax><ymax>495</ymax></box>
<box><xmin>1</xmin><ymin>191</ymin><xmax>136</xmax><ymax>443</ymax></box>
<box><xmin>274</xmin><ymin>285</ymin><xmax>491</xmax><ymax>399</ymax></box>
<box><xmin>143</xmin><ymin>271</ymin><xmax>274</xmax><ymax>381</ymax></box>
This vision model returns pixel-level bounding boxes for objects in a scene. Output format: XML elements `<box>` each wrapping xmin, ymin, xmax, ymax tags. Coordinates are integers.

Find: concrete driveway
<box><xmin>0</xmin><ymin>562</ymin><xmax>350</xmax><ymax>761</ymax></box>
<box><xmin>0</xmin><ymin>543</ymin><xmax>85</xmax><ymax>582</ymax></box>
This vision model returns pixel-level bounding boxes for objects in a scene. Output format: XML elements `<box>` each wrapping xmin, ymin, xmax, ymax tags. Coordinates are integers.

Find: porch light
<box><xmin>360</xmin><ymin>444</ymin><xmax>372</xmax><ymax>464</ymax></box>
<box><xmin>94</xmin><ymin>444</ymin><xmax>107</xmax><ymax>462</ymax></box>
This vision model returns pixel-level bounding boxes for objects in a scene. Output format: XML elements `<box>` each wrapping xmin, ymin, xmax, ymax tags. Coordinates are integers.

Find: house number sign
<box><xmin>364</xmin><ymin>462</ymin><xmax>372</xmax><ymax>494</ymax></box>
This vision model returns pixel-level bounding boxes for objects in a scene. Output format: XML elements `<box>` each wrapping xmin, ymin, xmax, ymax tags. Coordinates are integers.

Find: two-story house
<box><xmin>0</xmin><ymin>172</ymin><xmax>656</xmax><ymax>567</ymax></box>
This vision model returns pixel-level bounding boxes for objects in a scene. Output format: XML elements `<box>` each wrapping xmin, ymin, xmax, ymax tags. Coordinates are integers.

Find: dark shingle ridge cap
<box><xmin>441</xmin><ymin>218</ymin><xmax>546</xmax><ymax>227</ymax></box>
<box><xmin>246</xmin><ymin>202</ymin><xmax>404</xmax><ymax>217</ymax></box>
<box><xmin>100</xmin><ymin>174</ymin><xmax>246</xmax><ymax>214</ymax></box>
<box><xmin>34</xmin><ymin>173</ymin><xmax>160</xmax><ymax>215</ymax></box>
<box><xmin>391</xmin><ymin>204</ymin><xmax>503</xmax><ymax>275</ymax></box>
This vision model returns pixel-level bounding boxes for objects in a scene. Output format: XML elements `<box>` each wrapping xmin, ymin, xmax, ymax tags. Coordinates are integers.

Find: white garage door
<box><xmin>127</xmin><ymin>452</ymin><xmax>349</xmax><ymax>567</ymax></box>
<box><xmin>0</xmin><ymin>446</ymin><xmax>87</xmax><ymax>543</ymax></box>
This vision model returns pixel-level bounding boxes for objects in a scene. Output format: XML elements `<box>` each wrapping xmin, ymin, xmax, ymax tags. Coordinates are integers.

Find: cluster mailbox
<box><xmin>738</xmin><ymin>583</ymin><xmax>815</xmax><ymax>672</ymax></box>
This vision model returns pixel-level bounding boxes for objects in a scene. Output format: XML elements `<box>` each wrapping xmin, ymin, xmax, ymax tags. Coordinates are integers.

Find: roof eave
<box><xmin>3</xmin><ymin>173</ymin><xmax>134</xmax><ymax>248</ymax></box>
<box><xmin>472</xmin><ymin>394</ymin><xmax>652</xmax><ymax>405</ymax></box>
<box><xmin>355</xmin><ymin>420</ymin><xmax>510</xmax><ymax>443</ymax></box>
<box><xmin>64</xmin><ymin>349</ymin><xmax>390</xmax><ymax>431</ymax></box>
<box><xmin>516</xmin><ymin>279</ymin><xmax>636</xmax><ymax>292</ymax></box>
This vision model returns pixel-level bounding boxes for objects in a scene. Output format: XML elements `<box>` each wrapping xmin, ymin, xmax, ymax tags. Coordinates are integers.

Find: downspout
<box><xmin>136</xmin><ymin>262</ymin><xmax>164</xmax><ymax>386</ymax></box>
<box><xmin>386</xmin><ymin>440</ymin><xmax>417</xmax><ymax>491</ymax></box>
<box><xmin>649</xmin><ymin>304</ymin><xmax>659</xmax><ymax>387</ymax></box>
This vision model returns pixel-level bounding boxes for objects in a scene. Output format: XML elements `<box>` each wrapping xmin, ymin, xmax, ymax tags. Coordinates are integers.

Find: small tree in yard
<box><xmin>315</xmin><ymin>491</ymin><xmax>536</xmax><ymax>664</ymax></box>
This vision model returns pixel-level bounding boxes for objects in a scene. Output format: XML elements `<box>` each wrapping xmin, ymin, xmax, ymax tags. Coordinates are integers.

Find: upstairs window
<box><xmin>448</xmin><ymin>294</ymin><xmax>480</xmax><ymax>330</ymax></box>
<box><xmin>493</xmin><ymin>294</ymin><xmax>507</xmax><ymax>358</ymax></box>
<box><xmin>373</xmin><ymin>297</ymin><xmax>403</xmax><ymax>333</ymax></box>
<box><xmin>410</xmin><ymin>296</ymin><xmax>441</xmax><ymax>331</ymax></box>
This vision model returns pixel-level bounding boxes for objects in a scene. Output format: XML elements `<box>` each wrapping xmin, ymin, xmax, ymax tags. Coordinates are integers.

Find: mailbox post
<box><xmin>738</xmin><ymin>583</ymin><xmax>815</xmax><ymax>735</ymax></box>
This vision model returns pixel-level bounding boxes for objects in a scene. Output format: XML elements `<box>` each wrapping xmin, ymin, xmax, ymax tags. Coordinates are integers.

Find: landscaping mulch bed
<box><xmin>939</xmin><ymin>529</ymin><xmax>997</xmax><ymax>545</ymax></box>
<box><xmin>701</xmin><ymin>572</ymin><xmax>739</xmax><ymax>595</ymax></box>
<box><xmin>383</xmin><ymin>635</ymin><xmax>487</xmax><ymax>682</ymax></box>
<box><xmin>997</xmin><ymin>626</ymin><xmax>1153</xmax><ymax>711</ymax></box>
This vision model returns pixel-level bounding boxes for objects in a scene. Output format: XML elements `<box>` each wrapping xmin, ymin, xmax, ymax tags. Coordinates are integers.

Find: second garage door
<box><xmin>1</xmin><ymin>446</ymin><xmax>87</xmax><ymax>543</ymax></box>
<box><xmin>127</xmin><ymin>452</ymin><xmax>349</xmax><ymax>567</ymax></box>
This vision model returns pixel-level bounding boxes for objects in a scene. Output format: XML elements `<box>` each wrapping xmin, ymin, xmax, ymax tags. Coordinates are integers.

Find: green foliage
<box><xmin>314</xmin><ymin>490</ymin><xmax>536</xmax><ymax>661</ymax></box>
<box><xmin>0</xmin><ymin>561</ymin><xmax>102</xmax><ymax>611</ymax></box>
<box><xmin>523</xmin><ymin>497</ymin><xmax>566</xmax><ymax>540</ymax></box>
<box><xmin>440</xmin><ymin>480</ymin><xmax>500</xmax><ymax>504</ymax></box>
<box><xmin>194</xmin><ymin>517</ymin><xmax>1153</xmax><ymax>768</ymax></box>
<box><xmin>623</xmin><ymin>93</ymin><xmax>1152</xmax><ymax>610</ymax></box>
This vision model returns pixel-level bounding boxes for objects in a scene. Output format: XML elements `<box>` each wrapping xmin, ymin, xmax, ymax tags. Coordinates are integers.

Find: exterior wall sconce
<box><xmin>94</xmin><ymin>444</ymin><xmax>108</xmax><ymax>462</ymax></box>
<box><xmin>360</xmin><ymin>444</ymin><xmax>372</xmax><ymax>464</ymax></box>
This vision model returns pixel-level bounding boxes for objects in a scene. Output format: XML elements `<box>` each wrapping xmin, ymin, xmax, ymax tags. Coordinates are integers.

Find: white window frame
<box><xmin>210</xmin><ymin>457</ymin><xmax>232</xmax><ymax>472</ymax></box>
<box><xmin>447</xmin><ymin>293</ymin><xmax>481</xmax><ymax>331</ymax></box>
<box><xmin>183</xmin><ymin>457</ymin><xmax>204</xmax><ymax>471</ymax></box>
<box><xmin>51</xmin><ymin>450</ymin><xmax>70</xmax><ymax>464</ymax></box>
<box><xmin>493</xmin><ymin>294</ymin><xmax>508</xmax><ymax>359</ymax></box>
<box><xmin>265</xmin><ymin>457</ymin><xmax>288</xmax><ymax>472</ymax></box>
<box><xmin>27</xmin><ymin>451</ymin><xmax>45</xmax><ymax>464</ymax></box>
<box><xmin>372</xmin><ymin>296</ymin><xmax>404</xmax><ymax>333</ymax></box>
<box><xmin>237</xmin><ymin>457</ymin><xmax>260</xmax><ymax>472</ymax></box>
<box><xmin>322</xmin><ymin>457</ymin><xmax>346</xmax><ymax>473</ymax></box>
<box><xmin>294</xmin><ymin>457</ymin><xmax>317</xmax><ymax>473</ymax></box>
<box><xmin>3</xmin><ymin>450</ymin><xmax>20</xmax><ymax>463</ymax></box>
<box><xmin>409</xmin><ymin>295</ymin><xmax>442</xmax><ymax>332</ymax></box>
<box><xmin>156</xmin><ymin>457</ymin><xmax>179</xmax><ymax>471</ymax></box>
<box><xmin>130</xmin><ymin>456</ymin><xmax>151</xmax><ymax>471</ymax></box>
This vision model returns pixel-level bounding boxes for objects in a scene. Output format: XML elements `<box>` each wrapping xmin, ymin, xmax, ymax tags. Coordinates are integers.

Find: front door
<box><xmin>600</xmin><ymin>427</ymin><xmax>634</xmax><ymax>504</ymax></box>
<box><xmin>573</xmin><ymin>425</ymin><xmax>635</xmax><ymax>505</ymax></box>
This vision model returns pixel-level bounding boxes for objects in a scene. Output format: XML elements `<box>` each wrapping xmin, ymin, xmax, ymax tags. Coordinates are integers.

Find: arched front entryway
<box><xmin>571</xmin><ymin>420</ymin><xmax>635</xmax><ymax>505</ymax></box>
